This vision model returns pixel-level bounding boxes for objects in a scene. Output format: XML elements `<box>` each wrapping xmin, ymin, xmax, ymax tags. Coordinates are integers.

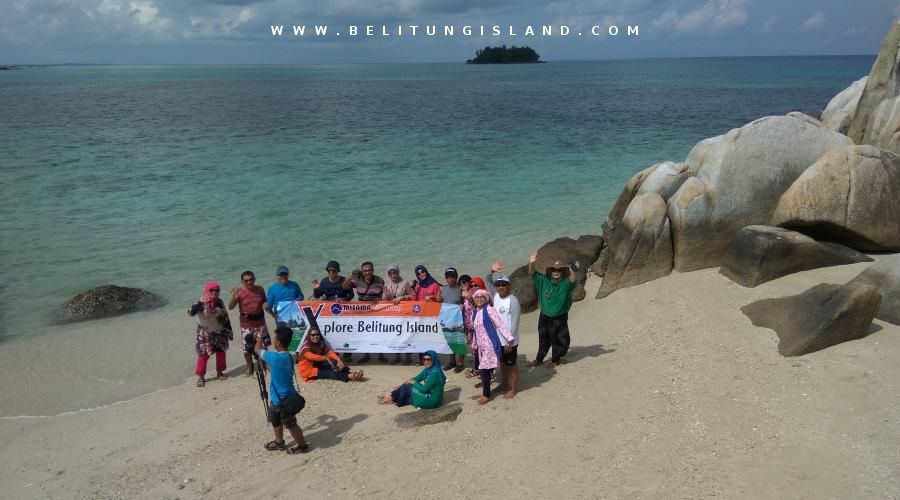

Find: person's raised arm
<box><xmin>228</xmin><ymin>287</ymin><xmax>240</xmax><ymax>310</ymax></box>
<box><xmin>341</xmin><ymin>270</ymin><xmax>358</xmax><ymax>291</ymax></box>
<box><xmin>567</xmin><ymin>260</ymin><xmax>580</xmax><ymax>284</ymax></box>
<box><xmin>527</xmin><ymin>251</ymin><xmax>538</xmax><ymax>276</ymax></box>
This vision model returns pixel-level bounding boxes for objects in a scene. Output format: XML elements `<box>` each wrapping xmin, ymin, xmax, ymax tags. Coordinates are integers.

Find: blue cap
<box><xmin>275</xmin><ymin>265</ymin><xmax>289</xmax><ymax>276</ymax></box>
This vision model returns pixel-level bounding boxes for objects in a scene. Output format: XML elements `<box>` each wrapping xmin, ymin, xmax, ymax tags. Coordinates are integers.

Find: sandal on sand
<box><xmin>348</xmin><ymin>370</ymin><xmax>364</xmax><ymax>382</ymax></box>
<box><xmin>464</xmin><ymin>368</ymin><xmax>478</xmax><ymax>378</ymax></box>
<box><xmin>287</xmin><ymin>443</ymin><xmax>310</xmax><ymax>454</ymax></box>
<box><xmin>477</xmin><ymin>396</ymin><xmax>490</xmax><ymax>405</ymax></box>
<box><xmin>216</xmin><ymin>372</ymin><xmax>228</xmax><ymax>381</ymax></box>
<box><xmin>526</xmin><ymin>360</ymin><xmax>541</xmax><ymax>368</ymax></box>
<box><xmin>196</xmin><ymin>378</ymin><xmax>206</xmax><ymax>387</ymax></box>
<box><xmin>443</xmin><ymin>362</ymin><xmax>456</xmax><ymax>371</ymax></box>
<box><xmin>264</xmin><ymin>440</ymin><xmax>286</xmax><ymax>451</ymax></box>
<box><xmin>454</xmin><ymin>365</ymin><xmax>465</xmax><ymax>374</ymax></box>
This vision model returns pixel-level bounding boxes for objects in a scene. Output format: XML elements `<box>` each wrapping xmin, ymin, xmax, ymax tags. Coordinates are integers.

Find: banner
<box><xmin>275</xmin><ymin>300</ymin><xmax>467</xmax><ymax>354</ymax></box>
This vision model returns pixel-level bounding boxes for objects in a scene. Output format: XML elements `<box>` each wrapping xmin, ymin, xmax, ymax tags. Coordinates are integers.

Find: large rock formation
<box><xmin>719</xmin><ymin>225</ymin><xmax>871</xmax><ymax>288</ymax></box>
<box><xmin>742</xmin><ymin>283</ymin><xmax>881</xmax><ymax>357</ymax></box>
<box><xmin>821</xmin><ymin>76</ymin><xmax>868</xmax><ymax>135</ymax></box>
<box><xmin>667</xmin><ymin>113</ymin><xmax>852</xmax><ymax>272</ymax></box>
<box><xmin>771</xmin><ymin>145</ymin><xmax>900</xmax><ymax>251</ymax></box>
<box><xmin>58</xmin><ymin>285</ymin><xmax>166</xmax><ymax>323</ymax></box>
<box><xmin>847</xmin><ymin>254</ymin><xmax>900</xmax><ymax>325</ymax></box>
<box><xmin>847</xmin><ymin>21</ymin><xmax>900</xmax><ymax>154</ymax></box>
<box><xmin>597</xmin><ymin>193</ymin><xmax>673</xmax><ymax>298</ymax></box>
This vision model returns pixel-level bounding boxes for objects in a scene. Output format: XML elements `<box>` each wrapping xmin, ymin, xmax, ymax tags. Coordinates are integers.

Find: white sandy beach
<box><xmin>1</xmin><ymin>260</ymin><xmax>898</xmax><ymax>499</ymax></box>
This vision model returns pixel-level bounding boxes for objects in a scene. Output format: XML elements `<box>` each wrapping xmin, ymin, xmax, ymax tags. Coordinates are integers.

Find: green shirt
<box><xmin>411</xmin><ymin>369</ymin><xmax>445</xmax><ymax>409</ymax></box>
<box><xmin>532</xmin><ymin>272</ymin><xmax>575</xmax><ymax>317</ymax></box>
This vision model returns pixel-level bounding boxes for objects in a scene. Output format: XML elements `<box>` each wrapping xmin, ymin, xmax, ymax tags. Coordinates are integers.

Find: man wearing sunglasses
<box><xmin>526</xmin><ymin>251</ymin><xmax>578</xmax><ymax>369</ymax></box>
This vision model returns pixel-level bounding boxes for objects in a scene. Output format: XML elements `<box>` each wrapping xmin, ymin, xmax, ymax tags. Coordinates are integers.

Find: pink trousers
<box><xmin>195</xmin><ymin>351</ymin><xmax>226</xmax><ymax>377</ymax></box>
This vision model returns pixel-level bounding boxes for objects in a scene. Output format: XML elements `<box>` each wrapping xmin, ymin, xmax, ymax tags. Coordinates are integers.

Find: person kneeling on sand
<box><xmin>258</xmin><ymin>326</ymin><xmax>310</xmax><ymax>454</ymax></box>
<box><xmin>469</xmin><ymin>289</ymin><xmax>516</xmax><ymax>405</ymax></box>
<box><xmin>377</xmin><ymin>350</ymin><xmax>446</xmax><ymax>409</ymax></box>
<box><xmin>297</xmin><ymin>326</ymin><xmax>364</xmax><ymax>383</ymax></box>
<box><xmin>526</xmin><ymin>251</ymin><xmax>579</xmax><ymax>369</ymax></box>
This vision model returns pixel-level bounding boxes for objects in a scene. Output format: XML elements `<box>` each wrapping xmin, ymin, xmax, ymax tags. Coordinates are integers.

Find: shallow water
<box><xmin>0</xmin><ymin>56</ymin><xmax>874</xmax><ymax>416</ymax></box>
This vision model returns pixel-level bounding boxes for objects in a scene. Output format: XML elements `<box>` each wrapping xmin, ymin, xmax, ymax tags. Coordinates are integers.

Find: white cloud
<box><xmin>651</xmin><ymin>0</ymin><xmax>747</xmax><ymax>33</ymax></box>
<box><xmin>761</xmin><ymin>15</ymin><xmax>777</xmax><ymax>33</ymax></box>
<box><xmin>801</xmin><ymin>11</ymin><xmax>825</xmax><ymax>31</ymax></box>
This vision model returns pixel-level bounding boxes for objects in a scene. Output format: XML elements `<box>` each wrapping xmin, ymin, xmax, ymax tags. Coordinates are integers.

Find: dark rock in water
<box><xmin>847</xmin><ymin>254</ymin><xmax>900</xmax><ymax>325</ymax></box>
<box><xmin>59</xmin><ymin>285</ymin><xmax>166</xmax><ymax>323</ymax></box>
<box><xmin>741</xmin><ymin>283</ymin><xmax>881</xmax><ymax>356</ymax></box>
<box><xmin>720</xmin><ymin>226</ymin><xmax>872</xmax><ymax>288</ymax></box>
<box><xmin>394</xmin><ymin>403</ymin><xmax>463</xmax><ymax>428</ymax></box>
<box><xmin>0</xmin><ymin>66</ymin><xmax>11</xmax><ymax>71</ymax></box>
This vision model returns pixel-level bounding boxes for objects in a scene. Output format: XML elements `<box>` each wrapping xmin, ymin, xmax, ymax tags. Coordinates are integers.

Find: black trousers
<box><xmin>536</xmin><ymin>313</ymin><xmax>570</xmax><ymax>363</ymax></box>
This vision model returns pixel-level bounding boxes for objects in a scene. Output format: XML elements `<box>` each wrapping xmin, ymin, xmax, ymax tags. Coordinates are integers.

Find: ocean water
<box><xmin>0</xmin><ymin>56</ymin><xmax>874</xmax><ymax>416</ymax></box>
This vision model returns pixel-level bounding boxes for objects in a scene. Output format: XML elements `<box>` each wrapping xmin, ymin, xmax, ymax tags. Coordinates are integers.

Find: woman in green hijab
<box><xmin>377</xmin><ymin>350</ymin><xmax>446</xmax><ymax>409</ymax></box>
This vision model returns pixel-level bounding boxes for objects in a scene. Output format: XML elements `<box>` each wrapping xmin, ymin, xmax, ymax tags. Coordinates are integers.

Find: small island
<box><xmin>466</xmin><ymin>45</ymin><xmax>543</xmax><ymax>64</ymax></box>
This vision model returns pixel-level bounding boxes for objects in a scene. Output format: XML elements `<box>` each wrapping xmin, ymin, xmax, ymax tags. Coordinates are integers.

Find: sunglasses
<box><xmin>309</xmin><ymin>333</ymin><xmax>321</xmax><ymax>338</ymax></box>
<box><xmin>549</xmin><ymin>268</ymin><xmax>564</xmax><ymax>273</ymax></box>
<box><xmin>422</xmin><ymin>357</ymin><xmax>433</xmax><ymax>361</ymax></box>
<box><xmin>495</xmin><ymin>283</ymin><xmax>509</xmax><ymax>287</ymax></box>
<box><xmin>209</xmin><ymin>288</ymin><xmax>220</xmax><ymax>292</ymax></box>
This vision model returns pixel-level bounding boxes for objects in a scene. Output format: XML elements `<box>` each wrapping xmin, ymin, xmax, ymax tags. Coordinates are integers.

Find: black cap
<box><xmin>326</xmin><ymin>261</ymin><xmax>340</xmax><ymax>272</ymax></box>
<box><xmin>444</xmin><ymin>267</ymin><xmax>458</xmax><ymax>277</ymax></box>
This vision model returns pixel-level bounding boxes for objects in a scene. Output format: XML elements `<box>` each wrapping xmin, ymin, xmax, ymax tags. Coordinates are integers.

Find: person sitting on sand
<box><xmin>297</xmin><ymin>326</ymin><xmax>364</xmax><ymax>383</ymax></box>
<box><xmin>382</xmin><ymin>264</ymin><xmax>415</xmax><ymax>365</ymax></box>
<box><xmin>258</xmin><ymin>326</ymin><xmax>310</xmax><ymax>454</ymax></box>
<box><xmin>189</xmin><ymin>281</ymin><xmax>233</xmax><ymax>387</ymax></box>
<box><xmin>228</xmin><ymin>270</ymin><xmax>270</xmax><ymax>377</ymax></box>
<box><xmin>485</xmin><ymin>261</ymin><xmax>521</xmax><ymax>399</ymax></box>
<box><xmin>526</xmin><ymin>251</ymin><xmax>579</xmax><ymax>369</ymax></box>
<box><xmin>469</xmin><ymin>289</ymin><xmax>515</xmax><ymax>405</ymax></box>
<box><xmin>377</xmin><ymin>350</ymin><xmax>446</xmax><ymax>409</ymax></box>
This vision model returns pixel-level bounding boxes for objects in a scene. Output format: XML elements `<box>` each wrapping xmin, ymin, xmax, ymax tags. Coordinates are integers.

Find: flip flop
<box><xmin>216</xmin><ymin>372</ymin><xmax>228</xmax><ymax>381</ymax></box>
<box><xmin>287</xmin><ymin>443</ymin><xmax>310</xmax><ymax>454</ymax></box>
<box><xmin>264</xmin><ymin>440</ymin><xmax>286</xmax><ymax>451</ymax></box>
<box><xmin>196</xmin><ymin>378</ymin><xmax>206</xmax><ymax>387</ymax></box>
<box><xmin>464</xmin><ymin>369</ymin><xmax>478</xmax><ymax>378</ymax></box>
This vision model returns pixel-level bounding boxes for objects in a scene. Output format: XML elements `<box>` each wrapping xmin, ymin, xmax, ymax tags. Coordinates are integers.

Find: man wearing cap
<box><xmin>312</xmin><ymin>261</ymin><xmax>354</xmax><ymax>302</ymax></box>
<box><xmin>526</xmin><ymin>250</ymin><xmax>579</xmax><ymax>368</ymax></box>
<box><xmin>265</xmin><ymin>265</ymin><xmax>305</xmax><ymax>321</ymax></box>
<box><xmin>486</xmin><ymin>260</ymin><xmax>521</xmax><ymax>397</ymax></box>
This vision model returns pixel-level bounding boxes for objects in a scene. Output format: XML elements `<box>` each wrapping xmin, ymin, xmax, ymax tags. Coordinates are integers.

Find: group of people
<box><xmin>188</xmin><ymin>251</ymin><xmax>579</xmax><ymax>453</ymax></box>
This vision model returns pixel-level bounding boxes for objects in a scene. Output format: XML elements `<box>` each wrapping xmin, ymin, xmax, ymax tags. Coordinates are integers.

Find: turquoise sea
<box><xmin>0</xmin><ymin>56</ymin><xmax>875</xmax><ymax>416</ymax></box>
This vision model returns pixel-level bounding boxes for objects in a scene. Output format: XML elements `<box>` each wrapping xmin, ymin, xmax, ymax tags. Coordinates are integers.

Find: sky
<box><xmin>0</xmin><ymin>0</ymin><xmax>897</xmax><ymax>64</ymax></box>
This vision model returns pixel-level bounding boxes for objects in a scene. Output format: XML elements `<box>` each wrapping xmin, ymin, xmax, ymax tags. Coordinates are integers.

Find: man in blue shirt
<box><xmin>257</xmin><ymin>326</ymin><xmax>309</xmax><ymax>454</ymax></box>
<box><xmin>266</xmin><ymin>265</ymin><xmax>304</xmax><ymax>321</ymax></box>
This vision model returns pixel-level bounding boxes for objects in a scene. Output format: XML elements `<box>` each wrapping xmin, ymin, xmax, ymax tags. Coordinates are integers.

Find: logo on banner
<box><xmin>413</xmin><ymin>304</ymin><xmax>421</xmax><ymax>314</ymax></box>
<box><xmin>331</xmin><ymin>303</ymin><xmax>343</xmax><ymax>315</ymax></box>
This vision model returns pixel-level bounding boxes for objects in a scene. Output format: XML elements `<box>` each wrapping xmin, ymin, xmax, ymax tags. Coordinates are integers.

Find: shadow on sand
<box><xmin>515</xmin><ymin>344</ymin><xmax>615</xmax><ymax>394</ymax></box>
<box><xmin>302</xmin><ymin>413</ymin><xmax>367</xmax><ymax>450</ymax></box>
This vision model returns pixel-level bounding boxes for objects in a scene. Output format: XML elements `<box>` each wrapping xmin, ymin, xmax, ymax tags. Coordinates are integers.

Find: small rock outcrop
<box><xmin>597</xmin><ymin>193</ymin><xmax>673</xmax><ymax>298</ymax></box>
<box><xmin>667</xmin><ymin>114</ymin><xmax>853</xmax><ymax>272</ymax></box>
<box><xmin>719</xmin><ymin>226</ymin><xmax>872</xmax><ymax>287</ymax></box>
<box><xmin>847</xmin><ymin>254</ymin><xmax>900</xmax><ymax>325</ymax></box>
<box><xmin>58</xmin><ymin>285</ymin><xmax>166</xmax><ymax>323</ymax></box>
<box><xmin>772</xmin><ymin>145</ymin><xmax>900</xmax><ymax>251</ymax></box>
<box><xmin>821</xmin><ymin>76</ymin><xmax>867</xmax><ymax>134</ymax></box>
<box><xmin>847</xmin><ymin>21</ymin><xmax>900</xmax><ymax>154</ymax></box>
<box><xmin>394</xmin><ymin>403</ymin><xmax>463</xmax><ymax>428</ymax></box>
<box><xmin>741</xmin><ymin>283</ymin><xmax>881</xmax><ymax>356</ymax></box>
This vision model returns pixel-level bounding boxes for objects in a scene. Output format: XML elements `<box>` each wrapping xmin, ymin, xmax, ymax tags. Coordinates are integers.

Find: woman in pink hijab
<box><xmin>189</xmin><ymin>281</ymin><xmax>234</xmax><ymax>387</ymax></box>
<box><xmin>469</xmin><ymin>288</ymin><xmax>514</xmax><ymax>405</ymax></box>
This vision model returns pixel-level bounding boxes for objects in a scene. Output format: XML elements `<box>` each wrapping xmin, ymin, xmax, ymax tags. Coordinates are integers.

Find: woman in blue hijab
<box><xmin>377</xmin><ymin>350</ymin><xmax>446</xmax><ymax>409</ymax></box>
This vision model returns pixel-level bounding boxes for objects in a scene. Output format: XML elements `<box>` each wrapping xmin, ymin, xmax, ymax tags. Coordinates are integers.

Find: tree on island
<box><xmin>466</xmin><ymin>45</ymin><xmax>542</xmax><ymax>64</ymax></box>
